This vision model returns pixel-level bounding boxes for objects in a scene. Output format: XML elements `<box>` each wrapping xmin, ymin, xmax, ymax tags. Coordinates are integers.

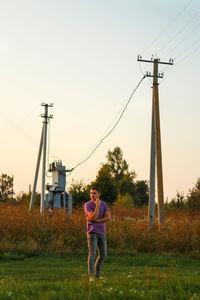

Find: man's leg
<box><xmin>95</xmin><ymin>234</ymin><xmax>107</xmax><ymax>278</ymax></box>
<box><xmin>87</xmin><ymin>233</ymin><xmax>97</xmax><ymax>279</ymax></box>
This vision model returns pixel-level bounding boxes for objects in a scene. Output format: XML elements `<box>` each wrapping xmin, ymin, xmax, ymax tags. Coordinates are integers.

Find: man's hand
<box><xmin>87</xmin><ymin>200</ymin><xmax>101</xmax><ymax>221</ymax></box>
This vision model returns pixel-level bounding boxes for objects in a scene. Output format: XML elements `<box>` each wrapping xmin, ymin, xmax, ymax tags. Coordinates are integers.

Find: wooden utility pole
<box><xmin>153</xmin><ymin>59</ymin><xmax>165</xmax><ymax>228</ymax></box>
<box><xmin>137</xmin><ymin>55</ymin><xmax>173</xmax><ymax>229</ymax></box>
<box><xmin>148</xmin><ymin>85</ymin><xmax>155</xmax><ymax>227</ymax></box>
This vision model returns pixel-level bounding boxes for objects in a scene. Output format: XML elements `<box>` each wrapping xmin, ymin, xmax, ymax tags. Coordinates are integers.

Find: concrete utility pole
<box><xmin>29</xmin><ymin>103</ymin><xmax>53</xmax><ymax>214</ymax></box>
<box><xmin>137</xmin><ymin>55</ymin><xmax>173</xmax><ymax>230</ymax></box>
<box><xmin>149</xmin><ymin>88</ymin><xmax>156</xmax><ymax>227</ymax></box>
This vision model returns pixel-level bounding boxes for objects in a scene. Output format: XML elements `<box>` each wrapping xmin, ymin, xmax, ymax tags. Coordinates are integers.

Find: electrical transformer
<box><xmin>45</xmin><ymin>161</ymin><xmax>72</xmax><ymax>213</ymax></box>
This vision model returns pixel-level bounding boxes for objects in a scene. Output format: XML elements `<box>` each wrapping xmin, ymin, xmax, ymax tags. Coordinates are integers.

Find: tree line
<box><xmin>167</xmin><ymin>179</ymin><xmax>200</xmax><ymax>210</ymax></box>
<box><xmin>69</xmin><ymin>146</ymin><xmax>149</xmax><ymax>207</ymax></box>
<box><xmin>1</xmin><ymin>146</ymin><xmax>200</xmax><ymax>210</ymax></box>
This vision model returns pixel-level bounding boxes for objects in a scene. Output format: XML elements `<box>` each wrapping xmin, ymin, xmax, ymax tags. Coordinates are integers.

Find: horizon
<box><xmin>0</xmin><ymin>0</ymin><xmax>200</xmax><ymax>201</ymax></box>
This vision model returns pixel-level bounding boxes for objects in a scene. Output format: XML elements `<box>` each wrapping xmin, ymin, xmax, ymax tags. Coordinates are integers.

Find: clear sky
<box><xmin>0</xmin><ymin>0</ymin><xmax>200</xmax><ymax>201</ymax></box>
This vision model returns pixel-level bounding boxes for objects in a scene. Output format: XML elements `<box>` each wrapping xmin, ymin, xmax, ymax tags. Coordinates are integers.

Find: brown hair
<box><xmin>90</xmin><ymin>186</ymin><xmax>100</xmax><ymax>193</ymax></box>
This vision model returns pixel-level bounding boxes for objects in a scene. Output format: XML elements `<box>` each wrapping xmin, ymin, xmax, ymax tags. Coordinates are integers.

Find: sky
<box><xmin>0</xmin><ymin>0</ymin><xmax>200</xmax><ymax>201</ymax></box>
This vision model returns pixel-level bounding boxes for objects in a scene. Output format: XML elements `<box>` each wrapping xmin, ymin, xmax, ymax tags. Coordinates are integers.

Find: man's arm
<box><xmin>94</xmin><ymin>212</ymin><xmax>111</xmax><ymax>223</ymax></box>
<box><xmin>87</xmin><ymin>200</ymin><xmax>101</xmax><ymax>221</ymax></box>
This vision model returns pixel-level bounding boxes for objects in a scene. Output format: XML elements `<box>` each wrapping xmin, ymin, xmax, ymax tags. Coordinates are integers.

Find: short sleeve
<box><xmin>84</xmin><ymin>202</ymin><xmax>93</xmax><ymax>217</ymax></box>
<box><xmin>104</xmin><ymin>202</ymin><xmax>109</xmax><ymax>214</ymax></box>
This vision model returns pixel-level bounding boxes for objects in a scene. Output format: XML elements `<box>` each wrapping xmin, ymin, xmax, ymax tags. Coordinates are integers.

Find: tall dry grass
<box><xmin>0</xmin><ymin>203</ymin><xmax>200</xmax><ymax>258</ymax></box>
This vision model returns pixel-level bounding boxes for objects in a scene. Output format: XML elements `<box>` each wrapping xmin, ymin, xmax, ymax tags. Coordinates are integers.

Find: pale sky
<box><xmin>0</xmin><ymin>0</ymin><xmax>200</xmax><ymax>201</ymax></box>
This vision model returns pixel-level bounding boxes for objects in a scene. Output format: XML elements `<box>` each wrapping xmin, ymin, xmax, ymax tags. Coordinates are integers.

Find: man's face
<box><xmin>90</xmin><ymin>189</ymin><xmax>100</xmax><ymax>202</ymax></box>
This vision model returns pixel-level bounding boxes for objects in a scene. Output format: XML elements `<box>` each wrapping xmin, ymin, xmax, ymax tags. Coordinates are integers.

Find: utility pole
<box><xmin>12</xmin><ymin>175</ymin><xmax>14</xmax><ymax>198</ymax></box>
<box><xmin>137</xmin><ymin>55</ymin><xmax>173</xmax><ymax>229</ymax></box>
<box><xmin>29</xmin><ymin>103</ymin><xmax>53</xmax><ymax>214</ymax></box>
<box><xmin>148</xmin><ymin>88</ymin><xmax>156</xmax><ymax>227</ymax></box>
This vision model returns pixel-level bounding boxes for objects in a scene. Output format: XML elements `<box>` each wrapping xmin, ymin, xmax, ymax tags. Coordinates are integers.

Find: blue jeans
<box><xmin>87</xmin><ymin>233</ymin><xmax>107</xmax><ymax>277</ymax></box>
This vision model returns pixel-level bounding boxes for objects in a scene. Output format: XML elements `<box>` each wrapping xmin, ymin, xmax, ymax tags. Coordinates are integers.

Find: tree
<box><xmin>91</xmin><ymin>164</ymin><xmax>118</xmax><ymax>205</ymax></box>
<box><xmin>106</xmin><ymin>147</ymin><xmax>136</xmax><ymax>197</ymax></box>
<box><xmin>0</xmin><ymin>173</ymin><xmax>14</xmax><ymax>201</ymax></box>
<box><xmin>119</xmin><ymin>174</ymin><xmax>136</xmax><ymax>197</ymax></box>
<box><xmin>68</xmin><ymin>179</ymin><xmax>90</xmax><ymax>207</ymax></box>
<box><xmin>106</xmin><ymin>147</ymin><xmax>136</xmax><ymax>183</ymax></box>
<box><xmin>186</xmin><ymin>178</ymin><xmax>200</xmax><ymax>210</ymax></box>
<box><xmin>169</xmin><ymin>192</ymin><xmax>185</xmax><ymax>209</ymax></box>
<box><xmin>134</xmin><ymin>180</ymin><xmax>149</xmax><ymax>207</ymax></box>
<box><xmin>92</xmin><ymin>147</ymin><xmax>148</xmax><ymax>207</ymax></box>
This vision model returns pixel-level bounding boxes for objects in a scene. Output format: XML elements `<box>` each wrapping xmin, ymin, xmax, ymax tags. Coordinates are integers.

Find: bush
<box><xmin>68</xmin><ymin>179</ymin><xmax>89</xmax><ymax>208</ymax></box>
<box><xmin>114</xmin><ymin>194</ymin><xmax>134</xmax><ymax>208</ymax></box>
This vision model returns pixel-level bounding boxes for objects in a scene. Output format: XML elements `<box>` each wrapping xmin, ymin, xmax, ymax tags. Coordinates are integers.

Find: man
<box><xmin>84</xmin><ymin>186</ymin><xmax>111</xmax><ymax>282</ymax></box>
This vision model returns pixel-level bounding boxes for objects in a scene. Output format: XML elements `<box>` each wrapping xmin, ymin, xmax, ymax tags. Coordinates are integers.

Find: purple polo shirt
<box><xmin>84</xmin><ymin>200</ymin><xmax>109</xmax><ymax>234</ymax></box>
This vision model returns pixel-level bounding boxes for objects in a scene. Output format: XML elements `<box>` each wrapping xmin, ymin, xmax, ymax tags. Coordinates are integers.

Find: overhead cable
<box><xmin>175</xmin><ymin>35</ymin><xmax>200</xmax><ymax>58</ymax></box>
<box><xmin>66</xmin><ymin>75</ymin><xmax>146</xmax><ymax>176</ymax></box>
<box><xmin>141</xmin><ymin>0</ymin><xmax>193</xmax><ymax>55</ymax></box>
<box><xmin>175</xmin><ymin>43</ymin><xmax>200</xmax><ymax>65</ymax></box>
<box><xmin>0</xmin><ymin>111</ymin><xmax>39</xmax><ymax>145</ymax></box>
<box><xmin>155</xmin><ymin>10</ymin><xmax>200</xmax><ymax>56</ymax></box>
<box><xmin>0</xmin><ymin>110</ymin><xmax>60</xmax><ymax>161</ymax></box>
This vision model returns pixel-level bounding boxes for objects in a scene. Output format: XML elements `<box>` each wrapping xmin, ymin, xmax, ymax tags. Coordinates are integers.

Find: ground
<box><xmin>0</xmin><ymin>253</ymin><xmax>200</xmax><ymax>300</ymax></box>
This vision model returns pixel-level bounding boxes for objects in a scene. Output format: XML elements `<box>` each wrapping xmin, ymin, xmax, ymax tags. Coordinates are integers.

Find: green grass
<box><xmin>0</xmin><ymin>253</ymin><xmax>200</xmax><ymax>300</ymax></box>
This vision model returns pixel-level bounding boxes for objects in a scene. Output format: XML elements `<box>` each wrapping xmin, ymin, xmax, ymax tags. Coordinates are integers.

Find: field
<box><xmin>0</xmin><ymin>203</ymin><xmax>200</xmax><ymax>299</ymax></box>
<box><xmin>0</xmin><ymin>253</ymin><xmax>200</xmax><ymax>300</ymax></box>
<box><xmin>0</xmin><ymin>204</ymin><xmax>200</xmax><ymax>258</ymax></box>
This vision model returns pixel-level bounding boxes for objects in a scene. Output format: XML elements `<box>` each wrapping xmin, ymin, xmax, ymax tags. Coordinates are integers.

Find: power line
<box><xmin>0</xmin><ymin>110</ymin><xmax>60</xmax><ymax>161</ymax></box>
<box><xmin>161</xmin><ymin>37</ymin><xmax>200</xmax><ymax>70</ymax></box>
<box><xmin>0</xmin><ymin>107</ymin><xmax>40</xmax><ymax>139</ymax></box>
<box><xmin>141</xmin><ymin>0</ymin><xmax>193</xmax><ymax>55</ymax></box>
<box><xmin>175</xmin><ymin>43</ymin><xmax>200</xmax><ymax>65</ymax></box>
<box><xmin>0</xmin><ymin>111</ymin><xmax>39</xmax><ymax>145</ymax></box>
<box><xmin>174</xmin><ymin>35</ymin><xmax>200</xmax><ymax>59</ymax></box>
<box><xmin>66</xmin><ymin>75</ymin><xmax>146</xmax><ymax>176</ymax></box>
<box><xmin>155</xmin><ymin>10</ymin><xmax>200</xmax><ymax>56</ymax></box>
<box><xmin>159</xmin><ymin>38</ymin><xmax>200</xmax><ymax>79</ymax></box>
<box><xmin>165</xmin><ymin>20</ymin><xmax>200</xmax><ymax>58</ymax></box>
<box><xmin>0</xmin><ymin>122</ymin><xmax>41</xmax><ymax>145</ymax></box>
<box><xmin>138</xmin><ymin>60</ymin><xmax>153</xmax><ymax>85</ymax></box>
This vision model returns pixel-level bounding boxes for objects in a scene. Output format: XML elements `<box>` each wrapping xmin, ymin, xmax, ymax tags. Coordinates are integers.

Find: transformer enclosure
<box><xmin>45</xmin><ymin>161</ymin><xmax>67</xmax><ymax>210</ymax></box>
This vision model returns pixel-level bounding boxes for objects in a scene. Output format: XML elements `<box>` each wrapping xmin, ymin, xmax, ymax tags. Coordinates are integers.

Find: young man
<box><xmin>84</xmin><ymin>186</ymin><xmax>111</xmax><ymax>282</ymax></box>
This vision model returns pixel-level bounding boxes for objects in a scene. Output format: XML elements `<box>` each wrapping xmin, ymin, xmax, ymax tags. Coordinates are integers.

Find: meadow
<box><xmin>0</xmin><ymin>253</ymin><xmax>200</xmax><ymax>299</ymax></box>
<box><xmin>0</xmin><ymin>203</ymin><xmax>200</xmax><ymax>258</ymax></box>
<box><xmin>0</xmin><ymin>203</ymin><xmax>200</xmax><ymax>299</ymax></box>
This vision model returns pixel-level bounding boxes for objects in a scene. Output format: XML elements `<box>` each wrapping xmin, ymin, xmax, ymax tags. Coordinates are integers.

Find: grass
<box><xmin>0</xmin><ymin>253</ymin><xmax>200</xmax><ymax>300</ymax></box>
